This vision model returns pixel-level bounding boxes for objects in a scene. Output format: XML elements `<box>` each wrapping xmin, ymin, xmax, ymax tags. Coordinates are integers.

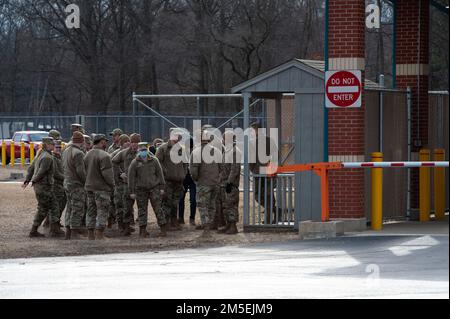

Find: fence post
<box><xmin>20</xmin><ymin>142</ymin><xmax>25</xmax><ymax>167</ymax></box>
<box><xmin>1</xmin><ymin>141</ymin><xmax>6</xmax><ymax>167</ymax></box>
<box><xmin>30</xmin><ymin>143</ymin><xmax>35</xmax><ymax>164</ymax></box>
<box><xmin>10</xmin><ymin>141</ymin><xmax>15</xmax><ymax>167</ymax></box>
<box><xmin>419</xmin><ymin>149</ymin><xmax>431</xmax><ymax>222</ymax></box>
<box><xmin>371</xmin><ymin>152</ymin><xmax>383</xmax><ymax>230</ymax></box>
<box><xmin>434</xmin><ymin>149</ymin><xmax>446</xmax><ymax>221</ymax></box>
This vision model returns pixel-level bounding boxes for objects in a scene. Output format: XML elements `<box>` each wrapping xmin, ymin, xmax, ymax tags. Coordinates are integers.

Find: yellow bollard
<box><xmin>371</xmin><ymin>152</ymin><xmax>383</xmax><ymax>231</ymax></box>
<box><xmin>30</xmin><ymin>143</ymin><xmax>35</xmax><ymax>164</ymax></box>
<box><xmin>1</xmin><ymin>141</ymin><xmax>6</xmax><ymax>167</ymax></box>
<box><xmin>20</xmin><ymin>142</ymin><xmax>25</xmax><ymax>167</ymax></box>
<box><xmin>419</xmin><ymin>149</ymin><xmax>431</xmax><ymax>222</ymax></box>
<box><xmin>10</xmin><ymin>141</ymin><xmax>15</xmax><ymax>167</ymax></box>
<box><xmin>434</xmin><ymin>149</ymin><xmax>446</xmax><ymax>221</ymax></box>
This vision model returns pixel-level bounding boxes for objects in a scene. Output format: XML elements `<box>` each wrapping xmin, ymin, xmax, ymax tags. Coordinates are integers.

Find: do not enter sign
<box><xmin>325</xmin><ymin>70</ymin><xmax>362</xmax><ymax>108</ymax></box>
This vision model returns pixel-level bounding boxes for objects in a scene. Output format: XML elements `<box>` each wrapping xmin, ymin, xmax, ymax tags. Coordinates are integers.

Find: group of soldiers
<box><xmin>23</xmin><ymin>123</ymin><xmax>242</xmax><ymax>241</ymax></box>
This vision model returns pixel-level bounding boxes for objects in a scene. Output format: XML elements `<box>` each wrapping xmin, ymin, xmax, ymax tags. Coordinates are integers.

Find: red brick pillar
<box><xmin>395</xmin><ymin>0</ymin><xmax>429</xmax><ymax>213</ymax></box>
<box><xmin>328</xmin><ymin>0</ymin><xmax>366</xmax><ymax>219</ymax></box>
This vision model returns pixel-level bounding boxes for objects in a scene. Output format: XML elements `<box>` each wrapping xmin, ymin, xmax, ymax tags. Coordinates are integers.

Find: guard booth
<box><xmin>232</xmin><ymin>59</ymin><xmax>327</xmax><ymax>231</ymax></box>
<box><xmin>232</xmin><ymin>59</ymin><xmax>385</xmax><ymax>231</ymax></box>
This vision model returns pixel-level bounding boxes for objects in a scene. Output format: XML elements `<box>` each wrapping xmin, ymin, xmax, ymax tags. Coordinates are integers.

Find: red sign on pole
<box><xmin>325</xmin><ymin>70</ymin><xmax>362</xmax><ymax>108</ymax></box>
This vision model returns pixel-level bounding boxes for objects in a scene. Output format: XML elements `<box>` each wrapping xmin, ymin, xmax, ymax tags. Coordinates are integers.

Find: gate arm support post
<box><xmin>275</xmin><ymin>162</ymin><xmax>344</xmax><ymax>223</ymax></box>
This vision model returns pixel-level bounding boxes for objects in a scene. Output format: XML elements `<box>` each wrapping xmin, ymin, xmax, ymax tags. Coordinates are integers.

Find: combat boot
<box><xmin>88</xmin><ymin>229</ymin><xmax>95</xmax><ymax>240</ymax></box>
<box><xmin>65</xmin><ymin>227</ymin><xmax>71</xmax><ymax>240</ymax></box>
<box><xmin>217</xmin><ymin>222</ymin><xmax>230</xmax><ymax>234</ymax></box>
<box><xmin>156</xmin><ymin>224</ymin><xmax>168</xmax><ymax>238</ymax></box>
<box><xmin>195</xmin><ymin>224</ymin><xmax>205</xmax><ymax>231</ymax></box>
<box><xmin>189</xmin><ymin>218</ymin><xmax>196</xmax><ymax>227</ymax></box>
<box><xmin>70</xmin><ymin>228</ymin><xmax>81</xmax><ymax>240</ymax></box>
<box><xmin>78</xmin><ymin>227</ymin><xmax>88</xmax><ymax>237</ymax></box>
<box><xmin>178</xmin><ymin>217</ymin><xmax>185</xmax><ymax>225</ymax></box>
<box><xmin>139</xmin><ymin>226</ymin><xmax>150</xmax><ymax>238</ymax></box>
<box><xmin>117</xmin><ymin>222</ymin><xmax>124</xmax><ymax>232</ymax></box>
<box><xmin>226</xmin><ymin>222</ymin><xmax>238</xmax><ymax>235</ymax></box>
<box><xmin>198</xmin><ymin>225</ymin><xmax>213</xmax><ymax>240</ymax></box>
<box><xmin>29</xmin><ymin>226</ymin><xmax>45</xmax><ymax>238</ymax></box>
<box><xmin>122</xmin><ymin>223</ymin><xmax>132</xmax><ymax>237</ymax></box>
<box><xmin>95</xmin><ymin>229</ymin><xmax>105</xmax><ymax>240</ymax></box>
<box><xmin>170</xmin><ymin>216</ymin><xmax>182</xmax><ymax>231</ymax></box>
<box><xmin>210</xmin><ymin>219</ymin><xmax>218</xmax><ymax>231</ymax></box>
<box><xmin>49</xmin><ymin>223</ymin><xmax>65</xmax><ymax>238</ymax></box>
<box><xmin>107</xmin><ymin>217</ymin><xmax>113</xmax><ymax>229</ymax></box>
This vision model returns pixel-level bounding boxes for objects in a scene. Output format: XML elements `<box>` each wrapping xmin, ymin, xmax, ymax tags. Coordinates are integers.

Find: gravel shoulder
<box><xmin>0</xmin><ymin>180</ymin><xmax>298</xmax><ymax>259</ymax></box>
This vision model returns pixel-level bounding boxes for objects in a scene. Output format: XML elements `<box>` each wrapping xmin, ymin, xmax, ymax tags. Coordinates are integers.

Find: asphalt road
<box><xmin>0</xmin><ymin>232</ymin><xmax>448</xmax><ymax>299</ymax></box>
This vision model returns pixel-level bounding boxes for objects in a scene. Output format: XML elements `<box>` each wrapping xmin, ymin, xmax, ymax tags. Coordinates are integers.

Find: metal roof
<box><xmin>295</xmin><ymin>59</ymin><xmax>382</xmax><ymax>89</ymax></box>
<box><xmin>231</xmin><ymin>59</ymin><xmax>382</xmax><ymax>93</ymax></box>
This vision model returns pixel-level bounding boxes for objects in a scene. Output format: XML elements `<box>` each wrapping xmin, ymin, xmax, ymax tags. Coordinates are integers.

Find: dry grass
<box><xmin>0</xmin><ymin>169</ymin><xmax>298</xmax><ymax>259</ymax></box>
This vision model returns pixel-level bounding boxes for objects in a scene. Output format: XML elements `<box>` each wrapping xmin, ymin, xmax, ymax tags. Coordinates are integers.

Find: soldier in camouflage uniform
<box><xmin>189</xmin><ymin>130</ymin><xmax>221</xmax><ymax>237</ymax></box>
<box><xmin>217</xmin><ymin>131</ymin><xmax>241</xmax><ymax>235</ymax></box>
<box><xmin>106</xmin><ymin>128</ymin><xmax>123</xmax><ymax>227</ymax></box>
<box><xmin>38</xmin><ymin>130</ymin><xmax>65</xmax><ymax>229</ymax></box>
<box><xmin>111</xmin><ymin>134</ymin><xmax>131</xmax><ymax>231</ymax></box>
<box><xmin>49</xmin><ymin>129</ymin><xmax>61</xmax><ymax>141</ymax></box>
<box><xmin>112</xmin><ymin>133</ymin><xmax>141</xmax><ymax>236</ymax></box>
<box><xmin>23</xmin><ymin>137</ymin><xmax>60</xmax><ymax>238</ymax></box>
<box><xmin>129</xmin><ymin>142</ymin><xmax>168</xmax><ymax>238</ymax></box>
<box><xmin>156</xmin><ymin>129</ymin><xmax>187</xmax><ymax>231</ymax></box>
<box><xmin>108</xmin><ymin>128</ymin><xmax>123</xmax><ymax>154</ymax></box>
<box><xmin>84</xmin><ymin>134</ymin><xmax>115</xmax><ymax>240</ymax></box>
<box><xmin>149</xmin><ymin>138</ymin><xmax>164</xmax><ymax>155</ymax></box>
<box><xmin>84</xmin><ymin>135</ymin><xmax>93</xmax><ymax>152</ymax></box>
<box><xmin>52</xmin><ymin>140</ymin><xmax>67</xmax><ymax>226</ymax></box>
<box><xmin>62</xmin><ymin>131</ymin><xmax>87</xmax><ymax>240</ymax></box>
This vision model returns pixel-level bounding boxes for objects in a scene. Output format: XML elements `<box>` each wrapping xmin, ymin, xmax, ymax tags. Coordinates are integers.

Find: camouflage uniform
<box><xmin>189</xmin><ymin>143</ymin><xmax>221</xmax><ymax>226</ymax></box>
<box><xmin>62</xmin><ymin>144</ymin><xmax>87</xmax><ymax>230</ymax></box>
<box><xmin>30</xmin><ymin>149</ymin><xmax>59</xmax><ymax>227</ymax></box>
<box><xmin>86</xmin><ymin>191</ymin><xmax>111</xmax><ymax>230</ymax></box>
<box><xmin>108</xmin><ymin>143</ymin><xmax>121</xmax><ymax>154</ymax></box>
<box><xmin>219</xmin><ymin>145</ymin><xmax>241</xmax><ymax>223</ymax></box>
<box><xmin>84</xmin><ymin>146</ymin><xmax>115</xmax><ymax>230</ymax></box>
<box><xmin>107</xmin><ymin>137</ymin><xmax>122</xmax><ymax>224</ymax></box>
<box><xmin>112</xmin><ymin>147</ymin><xmax>138</xmax><ymax>224</ymax></box>
<box><xmin>128</xmin><ymin>154</ymin><xmax>167</xmax><ymax>227</ymax></box>
<box><xmin>53</xmin><ymin>152</ymin><xmax>67</xmax><ymax>220</ymax></box>
<box><xmin>111</xmin><ymin>147</ymin><xmax>126</xmax><ymax>226</ymax></box>
<box><xmin>155</xmin><ymin>142</ymin><xmax>186</xmax><ymax>223</ymax></box>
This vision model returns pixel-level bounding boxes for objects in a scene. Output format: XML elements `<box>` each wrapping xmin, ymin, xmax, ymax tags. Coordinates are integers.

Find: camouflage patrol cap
<box><xmin>49</xmin><ymin>130</ymin><xmax>61</xmax><ymax>140</ymax></box>
<box><xmin>250</xmin><ymin>121</ymin><xmax>262</xmax><ymax>129</ymax></box>
<box><xmin>119</xmin><ymin>134</ymin><xmax>130</xmax><ymax>146</ymax></box>
<box><xmin>153</xmin><ymin>138</ymin><xmax>164</xmax><ymax>147</ymax></box>
<box><xmin>201</xmin><ymin>124</ymin><xmax>213</xmax><ymax>131</ymax></box>
<box><xmin>109</xmin><ymin>128</ymin><xmax>124</xmax><ymax>137</ymax></box>
<box><xmin>130</xmin><ymin>133</ymin><xmax>141</xmax><ymax>144</ymax></box>
<box><xmin>84</xmin><ymin>134</ymin><xmax>92</xmax><ymax>144</ymax></box>
<box><xmin>93</xmin><ymin>134</ymin><xmax>108</xmax><ymax>144</ymax></box>
<box><xmin>42</xmin><ymin>137</ymin><xmax>55</xmax><ymax>145</ymax></box>
<box><xmin>138</xmin><ymin>142</ymin><xmax>149</xmax><ymax>150</ymax></box>
<box><xmin>71</xmin><ymin>124</ymin><xmax>84</xmax><ymax>133</ymax></box>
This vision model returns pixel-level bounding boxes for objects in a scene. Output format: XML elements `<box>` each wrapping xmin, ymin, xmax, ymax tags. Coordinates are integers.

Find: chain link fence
<box><xmin>0</xmin><ymin>113</ymin><xmax>269</xmax><ymax>143</ymax></box>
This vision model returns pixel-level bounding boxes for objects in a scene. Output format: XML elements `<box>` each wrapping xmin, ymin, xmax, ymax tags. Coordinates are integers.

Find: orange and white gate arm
<box><xmin>271</xmin><ymin>161</ymin><xmax>449</xmax><ymax>223</ymax></box>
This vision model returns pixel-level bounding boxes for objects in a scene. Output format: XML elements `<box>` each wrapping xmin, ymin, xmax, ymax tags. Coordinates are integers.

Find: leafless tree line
<box><xmin>0</xmin><ymin>0</ymin><xmax>447</xmax><ymax>116</ymax></box>
<box><xmin>0</xmin><ymin>0</ymin><xmax>324</xmax><ymax>115</ymax></box>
